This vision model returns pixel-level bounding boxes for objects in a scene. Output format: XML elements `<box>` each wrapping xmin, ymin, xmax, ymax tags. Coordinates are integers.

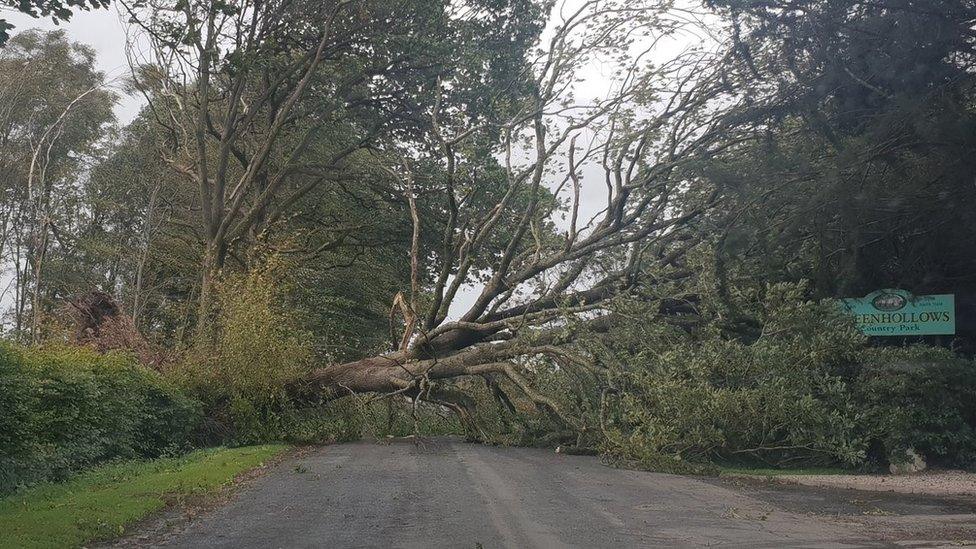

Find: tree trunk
<box><xmin>194</xmin><ymin>241</ymin><xmax>226</xmax><ymax>340</ymax></box>
<box><xmin>299</xmin><ymin>356</ymin><xmax>416</xmax><ymax>397</ymax></box>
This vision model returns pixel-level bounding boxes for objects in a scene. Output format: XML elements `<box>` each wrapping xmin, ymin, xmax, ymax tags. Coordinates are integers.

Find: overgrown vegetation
<box><xmin>855</xmin><ymin>347</ymin><xmax>976</xmax><ymax>468</ymax></box>
<box><xmin>169</xmin><ymin>257</ymin><xmax>322</xmax><ymax>444</ymax></box>
<box><xmin>165</xmin><ymin>255</ymin><xmax>462</xmax><ymax>445</ymax></box>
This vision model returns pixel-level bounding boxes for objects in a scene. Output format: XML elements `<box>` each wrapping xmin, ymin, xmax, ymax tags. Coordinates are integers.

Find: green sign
<box><xmin>840</xmin><ymin>289</ymin><xmax>955</xmax><ymax>336</ymax></box>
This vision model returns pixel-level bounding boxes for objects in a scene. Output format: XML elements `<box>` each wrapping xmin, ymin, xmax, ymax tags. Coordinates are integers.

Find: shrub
<box><xmin>856</xmin><ymin>346</ymin><xmax>976</xmax><ymax>468</ymax></box>
<box><xmin>168</xmin><ymin>255</ymin><xmax>344</xmax><ymax>445</ymax></box>
<box><xmin>598</xmin><ymin>282</ymin><xmax>976</xmax><ymax>471</ymax></box>
<box><xmin>168</xmin><ymin>254</ymin><xmax>470</xmax><ymax>445</ymax></box>
<box><xmin>0</xmin><ymin>344</ymin><xmax>201</xmax><ymax>495</ymax></box>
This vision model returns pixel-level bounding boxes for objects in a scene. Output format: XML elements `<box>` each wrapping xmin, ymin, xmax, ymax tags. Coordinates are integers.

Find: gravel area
<box><xmin>772</xmin><ymin>471</ymin><xmax>976</xmax><ymax>498</ymax></box>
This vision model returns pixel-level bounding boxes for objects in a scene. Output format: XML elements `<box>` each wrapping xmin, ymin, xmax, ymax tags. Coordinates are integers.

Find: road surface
<box><xmin>118</xmin><ymin>439</ymin><xmax>976</xmax><ymax>548</ymax></box>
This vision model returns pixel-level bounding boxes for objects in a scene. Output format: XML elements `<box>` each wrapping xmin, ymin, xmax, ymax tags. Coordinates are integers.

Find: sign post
<box><xmin>840</xmin><ymin>290</ymin><xmax>955</xmax><ymax>336</ymax></box>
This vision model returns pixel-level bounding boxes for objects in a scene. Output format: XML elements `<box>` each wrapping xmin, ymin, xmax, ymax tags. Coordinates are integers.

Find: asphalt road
<box><xmin>128</xmin><ymin>439</ymin><xmax>976</xmax><ymax>548</ymax></box>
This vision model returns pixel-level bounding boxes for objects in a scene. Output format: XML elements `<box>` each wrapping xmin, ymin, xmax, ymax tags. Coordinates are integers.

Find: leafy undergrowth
<box><xmin>0</xmin><ymin>445</ymin><xmax>286</xmax><ymax>549</ymax></box>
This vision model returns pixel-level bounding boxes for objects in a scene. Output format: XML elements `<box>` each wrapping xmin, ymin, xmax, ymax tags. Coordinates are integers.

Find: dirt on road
<box><xmin>111</xmin><ymin>438</ymin><xmax>976</xmax><ymax>548</ymax></box>
<box><xmin>765</xmin><ymin>471</ymin><xmax>976</xmax><ymax>499</ymax></box>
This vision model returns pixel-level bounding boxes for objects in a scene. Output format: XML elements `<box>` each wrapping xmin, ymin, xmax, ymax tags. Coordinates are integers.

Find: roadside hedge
<box><xmin>856</xmin><ymin>347</ymin><xmax>976</xmax><ymax>468</ymax></box>
<box><xmin>0</xmin><ymin>344</ymin><xmax>201</xmax><ymax>495</ymax></box>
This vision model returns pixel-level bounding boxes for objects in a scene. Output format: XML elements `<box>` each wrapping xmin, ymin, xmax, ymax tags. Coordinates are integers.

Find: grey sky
<box><xmin>2</xmin><ymin>6</ymin><xmax>143</xmax><ymax>122</ymax></box>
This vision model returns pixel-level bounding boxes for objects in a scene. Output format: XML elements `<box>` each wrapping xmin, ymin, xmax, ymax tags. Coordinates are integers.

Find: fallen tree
<box><xmin>287</xmin><ymin>0</ymin><xmax>766</xmax><ymax>431</ymax></box>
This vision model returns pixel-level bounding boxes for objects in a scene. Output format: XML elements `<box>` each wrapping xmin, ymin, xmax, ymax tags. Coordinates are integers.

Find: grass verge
<box><xmin>0</xmin><ymin>445</ymin><xmax>286</xmax><ymax>549</ymax></box>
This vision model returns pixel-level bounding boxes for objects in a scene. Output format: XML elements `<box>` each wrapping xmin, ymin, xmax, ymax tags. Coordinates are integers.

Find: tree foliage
<box><xmin>0</xmin><ymin>30</ymin><xmax>116</xmax><ymax>341</ymax></box>
<box><xmin>589</xmin><ymin>282</ymin><xmax>976</xmax><ymax>469</ymax></box>
<box><xmin>707</xmin><ymin>0</ymin><xmax>976</xmax><ymax>305</ymax></box>
<box><xmin>122</xmin><ymin>0</ymin><xmax>545</xmax><ymax>333</ymax></box>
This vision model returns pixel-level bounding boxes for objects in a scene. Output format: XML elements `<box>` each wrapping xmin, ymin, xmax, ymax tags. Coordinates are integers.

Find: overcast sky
<box><xmin>2</xmin><ymin>6</ymin><xmax>143</xmax><ymax>121</ymax></box>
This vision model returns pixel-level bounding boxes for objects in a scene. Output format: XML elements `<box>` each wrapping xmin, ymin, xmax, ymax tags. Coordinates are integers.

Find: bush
<box><xmin>169</xmin><ymin>255</ymin><xmax>350</xmax><ymax>445</ymax></box>
<box><xmin>0</xmin><ymin>344</ymin><xmax>201</xmax><ymax>495</ymax></box>
<box><xmin>167</xmin><ymin>254</ymin><xmax>470</xmax><ymax>446</ymax></box>
<box><xmin>856</xmin><ymin>346</ymin><xmax>976</xmax><ymax>468</ymax></box>
<box><xmin>599</xmin><ymin>282</ymin><xmax>976</xmax><ymax>471</ymax></box>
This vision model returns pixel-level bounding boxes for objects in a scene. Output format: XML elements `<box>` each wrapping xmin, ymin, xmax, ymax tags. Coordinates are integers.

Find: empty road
<box><xmin>119</xmin><ymin>439</ymin><xmax>976</xmax><ymax>548</ymax></box>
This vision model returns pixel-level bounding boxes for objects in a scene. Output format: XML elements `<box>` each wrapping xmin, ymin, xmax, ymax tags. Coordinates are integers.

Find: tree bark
<box><xmin>195</xmin><ymin>241</ymin><xmax>226</xmax><ymax>339</ymax></box>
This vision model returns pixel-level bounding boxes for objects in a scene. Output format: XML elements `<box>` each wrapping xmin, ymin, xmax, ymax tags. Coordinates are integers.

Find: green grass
<box><xmin>720</xmin><ymin>465</ymin><xmax>850</xmax><ymax>477</ymax></box>
<box><xmin>0</xmin><ymin>445</ymin><xmax>286</xmax><ymax>549</ymax></box>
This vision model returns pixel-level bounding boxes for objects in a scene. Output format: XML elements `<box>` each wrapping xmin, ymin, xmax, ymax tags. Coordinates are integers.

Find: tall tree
<box><xmin>124</xmin><ymin>0</ymin><xmax>544</xmax><ymax>333</ymax></box>
<box><xmin>0</xmin><ymin>29</ymin><xmax>115</xmax><ymax>339</ymax></box>
<box><xmin>701</xmin><ymin>0</ymin><xmax>976</xmax><ymax>344</ymax></box>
